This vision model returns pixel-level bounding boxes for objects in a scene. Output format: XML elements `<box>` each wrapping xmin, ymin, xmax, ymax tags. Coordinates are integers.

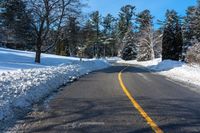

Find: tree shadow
<box><xmin>5</xmin><ymin>96</ymin><xmax>200</xmax><ymax>133</ymax></box>
<box><xmin>99</xmin><ymin>65</ymin><xmax>151</xmax><ymax>74</ymax></box>
<box><xmin>5</xmin><ymin>97</ymin><xmax>153</xmax><ymax>133</ymax></box>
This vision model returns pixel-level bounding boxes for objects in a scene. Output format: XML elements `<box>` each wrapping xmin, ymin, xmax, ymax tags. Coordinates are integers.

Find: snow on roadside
<box><xmin>117</xmin><ymin>58</ymin><xmax>161</xmax><ymax>67</ymax></box>
<box><xmin>0</xmin><ymin>48</ymin><xmax>110</xmax><ymax>122</ymax></box>
<box><xmin>105</xmin><ymin>57</ymin><xmax>122</xmax><ymax>63</ymax></box>
<box><xmin>117</xmin><ymin>58</ymin><xmax>200</xmax><ymax>89</ymax></box>
<box><xmin>150</xmin><ymin>60</ymin><xmax>200</xmax><ymax>88</ymax></box>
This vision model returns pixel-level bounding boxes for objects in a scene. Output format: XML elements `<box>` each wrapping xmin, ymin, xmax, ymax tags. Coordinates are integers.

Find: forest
<box><xmin>0</xmin><ymin>0</ymin><xmax>200</xmax><ymax>64</ymax></box>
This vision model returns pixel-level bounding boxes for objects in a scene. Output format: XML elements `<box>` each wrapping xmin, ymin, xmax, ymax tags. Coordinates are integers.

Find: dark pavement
<box><xmin>7</xmin><ymin>64</ymin><xmax>200</xmax><ymax>133</ymax></box>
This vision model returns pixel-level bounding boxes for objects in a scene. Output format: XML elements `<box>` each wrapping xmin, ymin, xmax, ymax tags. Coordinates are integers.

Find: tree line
<box><xmin>0</xmin><ymin>0</ymin><xmax>200</xmax><ymax>64</ymax></box>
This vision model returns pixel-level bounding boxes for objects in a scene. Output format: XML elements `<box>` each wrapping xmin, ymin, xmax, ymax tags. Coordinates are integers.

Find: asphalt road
<box><xmin>7</xmin><ymin>64</ymin><xmax>200</xmax><ymax>133</ymax></box>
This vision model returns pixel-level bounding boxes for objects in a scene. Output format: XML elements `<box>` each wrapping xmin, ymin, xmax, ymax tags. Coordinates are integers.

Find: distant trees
<box><xmin>0</xmin><ymin>1</ymin><xmax>163</xmax><ymax>62</ymax></box>
<box><xmin>1</xmin><ymin>0</ymin><xmax>200</xmax><ymax>65</ymax></box>
<box><xmin>162</xmin><ymin>10</ymin><xmax>183</xmax><ymax>61</ymax></box>
<box><xmin>81</xmin><ymin>12</ymin><xmax>118</xmax><ymax>58</ymax></box>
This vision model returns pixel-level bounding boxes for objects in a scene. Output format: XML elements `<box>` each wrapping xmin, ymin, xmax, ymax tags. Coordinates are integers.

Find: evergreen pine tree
<box><xmin>118</xmin><ymin>5</ymin><xmax>135</xmax><ymax>39</ymax></box>
<box><xmin>174</xmin><ymin>20</ymin><xmax>183</xmax><ymax>60</ymax></box>
<box><xmin>121</xmin><ymin>30</ymin><xmax>137</xmax><ymax>60</ymax></box>
<box><xmin>162</xmin><ymin>25</ymin><xmax>174</xmax><ymax>60</ymax></box>
<box><xmin>90</xmin><ymin>11</ymin><xmax>101</xmax><ymax>57</ymax></box>
<box><xmin>153</xmin><ymin>29</ymin><xmax>163</xmax><ymax>58</ymax></box>
<box><xmin>117</xmin><ymin>5</ymin><xmax>135</xmax><ymax>56</ymax></box>
<box><xmin>162</xmin><ymin>10</ymin><xmax>183</xmax><ymax>61</ymax></box>
<box><xmin>183</xmin><ymin>1</ymin><xmax>200</xmax><ymax>60</ymax></box>
<box><xmin>136</xmin><ymin>10</ymin><xmax>155</xmax><ymax>61</ymax></box>
<box><xmin>183</xmin><ymin>6</ymin><xmax>196</xmax><ymax>42</ymax></box>
<box><xmin>102</xmin><ymin>14</ymin><xmax>116</xmax><ymax>57</ymax></box>
<box><xmin>193</xmin><ymin>0</ymin><xmax>200</xmax><ymax>40</ymax></box>
<box><xmin>81</xmin><ymin>20</ymin><xmax>96</xmax><ymax>58</ymax></box>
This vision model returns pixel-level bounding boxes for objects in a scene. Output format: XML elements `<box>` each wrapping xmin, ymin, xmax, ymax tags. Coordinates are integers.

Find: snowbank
<box><xmin>117</xmin><ymin>58</ymin><xmax>200</xmax><ymax>89</ymax></box>
<box><xmin>0</xmin><ymin>48</ymin><xmax>109</xmax><ymax>121</ymax></box>
<box><xmin>105</xmin><ymin>57</ymin><xmax>122</xmax><ymax>63</ymax></box>
<box><xmin>117</xmin><ymin>58</ymin><xmax>161</xmax><ymax>67</ymax></box>
<box><xmin>150</xmin><ymin>60</ymin><xmax>200</xmax><ymax>88</ymax></box>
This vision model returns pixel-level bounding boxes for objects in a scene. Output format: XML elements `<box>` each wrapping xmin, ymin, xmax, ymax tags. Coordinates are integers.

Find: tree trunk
<box><xmin>150</xmin><ymin>43</ymin><xmax>155</xmax><ymax>60</ymax></box>
<box><xmin>104</xmin><ymin>44</ymin><xmax>106</xmax><ymax>57</ymax></box>
<box><xmin>35</xmin><ymin>49</ymin><xmax>41</xmax><ymax>63</ymax></box>
<box><xmin>35</xmin><ymin>38</ymin><xmax>42</xmax><ymax>63</ymax></box>
<box><xmin>111</xmin><ymin>45</ymin><xmax>114</xmax><ymax>57</ymax></box>
<box><xmin>93</xmin><ymin>45</ymin><xmax>96</xmax><ymax>57</ymax></box>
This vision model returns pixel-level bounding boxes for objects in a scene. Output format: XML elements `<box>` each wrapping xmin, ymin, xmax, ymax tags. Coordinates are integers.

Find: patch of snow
<box><xmin>0</xmin><ymin>47</ymin><xmax>110</xmax><ymax>122</ymax></box>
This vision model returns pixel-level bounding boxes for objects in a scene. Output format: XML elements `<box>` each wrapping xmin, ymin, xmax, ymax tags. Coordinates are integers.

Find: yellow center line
<box><xmin>118</xmin><ymin>66</ymin><xmax>163</xmax><ymax>133</ymax></box>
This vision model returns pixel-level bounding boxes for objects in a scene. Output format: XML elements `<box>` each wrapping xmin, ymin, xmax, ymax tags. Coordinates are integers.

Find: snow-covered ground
<box><xmin>106</xmin><ymin>57</ymin><xmax>122</xmax><ymax>63</ymax></box>
<box><xmin>0</xmin><ymin>47</ymin><xmax>109</xmax><ymax>122</ymax></box>
<box><xmin>117</xmin><ymin>58</ymin><xmax>200</xmax><ymax>91</ymax></box>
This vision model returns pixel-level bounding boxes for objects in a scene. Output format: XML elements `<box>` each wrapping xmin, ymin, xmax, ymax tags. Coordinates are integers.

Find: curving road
<box><xmin>7</xmin><ymin>64</ymin><xmax>200</xmax><ymax>133</ymax></box>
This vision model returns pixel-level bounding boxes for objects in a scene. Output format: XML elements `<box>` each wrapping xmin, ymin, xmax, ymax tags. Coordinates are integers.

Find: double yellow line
<box><xmin>118</xmin><ymin>66</ymin><xmax>163</xmax><ymax>133</ymax></box>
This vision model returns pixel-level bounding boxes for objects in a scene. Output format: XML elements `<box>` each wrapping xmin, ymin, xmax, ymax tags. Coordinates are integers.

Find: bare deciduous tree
<box><xmin>26</xmin><ymin>0</ymin><xmax>81</xmax><ymax>63</ymax></box>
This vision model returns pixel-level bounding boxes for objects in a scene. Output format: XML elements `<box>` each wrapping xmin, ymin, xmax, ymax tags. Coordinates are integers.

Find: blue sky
<box><xmin>84</xmin><ymin>0</ymin><xmax>197</xmax><ymax>27</ymax></box>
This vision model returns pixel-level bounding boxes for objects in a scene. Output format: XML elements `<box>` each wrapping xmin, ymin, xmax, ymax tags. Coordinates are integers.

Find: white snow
<box><xmin>117</xmin><ymin>58</ymin><xmax>161</xmax><ymax>67</ymax></box>
<box><xmin>0</xmin><ymin>47</ymin><xmax>109</xmax><ymax>121</ymax></box>
<box><xmin>117</xmin><ymin>58</ymin><xmax>200</xmax><ymax>90</ymax></box>
<box><xmin>150</xmin><ymin>60</ymin><xmax>200</xmax><ymax>88</ymax></box>
<box><xmin>105</xmin><ymin>57</ymin><xmax>122</xmax><ymax>63</ymax></box>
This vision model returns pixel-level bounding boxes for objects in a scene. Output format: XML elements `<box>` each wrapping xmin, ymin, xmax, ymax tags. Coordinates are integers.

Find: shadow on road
<box><xmin>7</xmin><ymin>97</ymin><xmax>152</xmax><ymax>133</ymax></box>
<box><xmin>100</xmin><ymin>65</ymin><xmax>150</xmax><ymax>74</ymax></box>
<box><xmin>7</xmin><ymin>95</ymin><xmax>200</xmax><ymax>133</ymax></box>
<box><xmin>136</xmin><ymin>96</ymin><xmax>200</xmax><ymax>132</ymax></box>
